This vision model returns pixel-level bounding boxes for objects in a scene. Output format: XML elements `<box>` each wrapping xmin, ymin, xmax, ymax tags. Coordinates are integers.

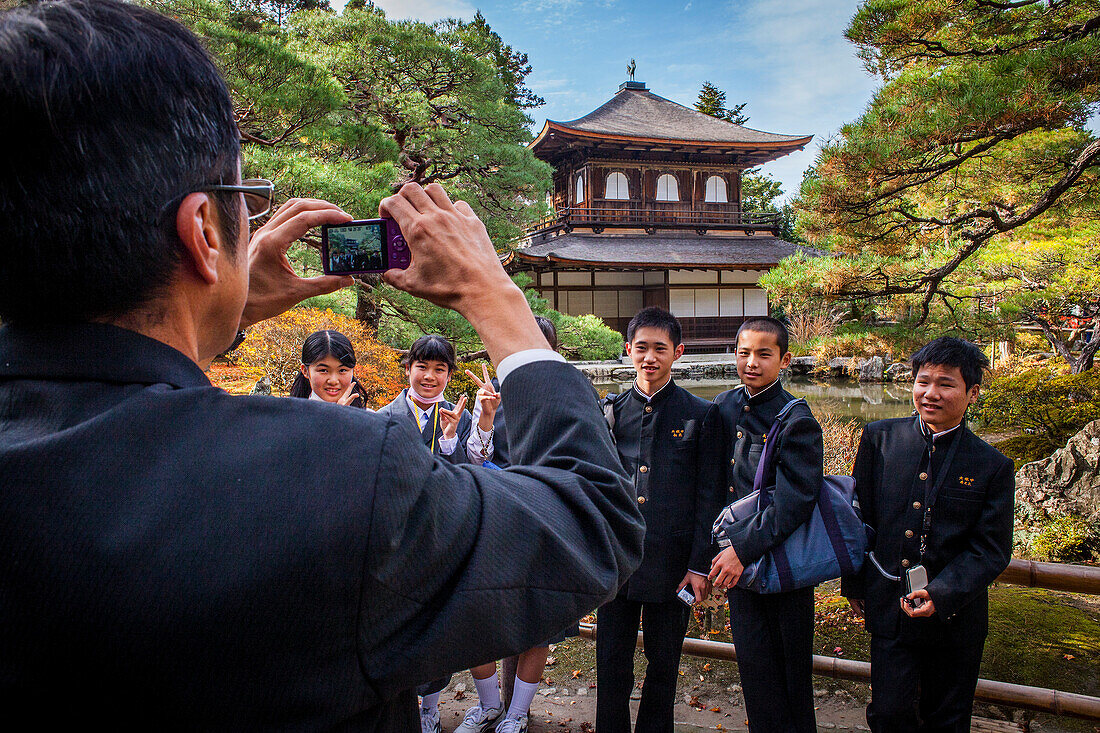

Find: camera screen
<box><xmin>326</xmin><ymin>223</ymin><xmax>385</xmax><ymax>272</ymax></box>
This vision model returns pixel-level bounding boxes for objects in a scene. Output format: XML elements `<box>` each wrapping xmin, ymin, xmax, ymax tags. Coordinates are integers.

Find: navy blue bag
<box><xmin>711</xmin><ymin>398</ymin><xmax>868</xmax><ymax>593</ymax></box>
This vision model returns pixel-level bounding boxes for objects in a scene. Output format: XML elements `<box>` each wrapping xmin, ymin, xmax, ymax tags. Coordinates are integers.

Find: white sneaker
<box><xmin>420</xmin><ymin>708</ymin><xmax>441</xmax><ymax>733</ymax></box>
<box><xmin>454</xmin><ymin>703</ymin><xmax>504</xmax><ymax>733</ymax></box>
<box><xmin>495</xmin><ymin>713</ymin><xmax>528</xmax><ymax>733</ymax></box>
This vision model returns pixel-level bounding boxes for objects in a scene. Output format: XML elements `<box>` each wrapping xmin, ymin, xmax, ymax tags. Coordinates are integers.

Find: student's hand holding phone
<box><xmin>901</xmin><ymin>589</ymin><xmax>935</xmax><ymax>618</ymax></box>
<box><xmin>465</xmin><ymin>364</ymin><xmax>500</xmax><ymax>430</ymax></box>
<box><xmin>678</xmin><ymin>572</ymin><xmax>710</xmax><ymax>604</ymax></box>
<box><xmin>439</xmin><ymin>394</ymin><xmax>468</xmax><ymax>440</ymax></box>
<box><xmin>708</xmin><ymin>546</ymin><xmax>744</xmax><ymax>590</ymax></box>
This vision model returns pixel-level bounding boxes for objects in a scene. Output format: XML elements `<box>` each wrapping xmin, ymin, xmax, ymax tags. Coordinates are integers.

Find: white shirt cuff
<box><xmin>495</xmin><ymin>348</ymin><xmax>566</xmax><ymax>383</ymax></box>
<box><xmin>437</xmin><ymin>434</ymin><xmax>458</xmax><ymax>455</ymax></box>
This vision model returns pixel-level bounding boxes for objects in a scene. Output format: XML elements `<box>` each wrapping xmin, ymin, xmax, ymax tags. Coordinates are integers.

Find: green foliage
<box><xmin>694</xmin><ymin>81</ymin><xmax>748</xmax><ymax>125</ymax></box>
<box><xmin>741</xmin><ymin>168</ymin><xmax>783</xmax><ymax>213</ymax></box>
<box><xmin>781</xmin><ymin>0</ymin><xmax>1100</xmax><ymax>335</ymax></box>
<box><xmin>1026</xmin><ymin>514</ymin><xmax>1100</xmax><ymax>564</ymax></box>
<box><xmin>375</xmin><ymin>273</ymin><xmax>623</xmax><ymax>361</ymax></box>
<box><xmin>975</xmin><ymin>365</ymin><xmax>1100</xmax><ymax>460</ymax></box>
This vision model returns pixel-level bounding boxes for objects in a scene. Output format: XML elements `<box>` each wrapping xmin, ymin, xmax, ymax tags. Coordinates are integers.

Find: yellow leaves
<box><xmin>230</xmin><ymin>307</ymin><xmax>404</xmax><ymax>407</ymax></box>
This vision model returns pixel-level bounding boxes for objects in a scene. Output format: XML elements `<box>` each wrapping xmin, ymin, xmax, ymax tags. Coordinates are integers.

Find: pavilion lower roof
<box><xmin>506</xmin><ymin>232</ymin><xmax>824</xmax><ymax>270</ymax></box>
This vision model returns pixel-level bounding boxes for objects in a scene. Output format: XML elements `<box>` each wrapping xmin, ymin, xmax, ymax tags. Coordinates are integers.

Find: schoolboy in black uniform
<box><xmin>596</xmin><ymin>307</ymin><xmax>725</xmax><ymax>733</ymax></box>
<box><xmin>709</xmin><ymin>316</ymin><xmax>823</xmax><ymax>733</ymax></box>
<box><xmin>842</xmin><ymin>338</ymin><xmax>1014</xmax><ymax>733</ymax></box>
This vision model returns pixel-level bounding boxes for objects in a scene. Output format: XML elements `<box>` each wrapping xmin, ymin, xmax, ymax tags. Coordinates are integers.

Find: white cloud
<box><xmin>342</xmin><ymin>0</ymin><xmax>476</xmax><ymax>21</ymax></box>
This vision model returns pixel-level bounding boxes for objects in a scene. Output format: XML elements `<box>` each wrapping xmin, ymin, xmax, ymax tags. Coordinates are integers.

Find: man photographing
<box><xmin>0</xmin><ymin>1</ymin><xmax>644</xmax><ymax>729</ymax></box>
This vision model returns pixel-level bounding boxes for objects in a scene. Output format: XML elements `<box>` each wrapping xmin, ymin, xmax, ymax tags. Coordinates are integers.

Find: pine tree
<box><xmin>694</xmin><ymin>81</ymin><xmax>748</xmax><ymax>125</ymax></box>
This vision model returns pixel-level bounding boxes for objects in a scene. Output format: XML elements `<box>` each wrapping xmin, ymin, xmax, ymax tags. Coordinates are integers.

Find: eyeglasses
<box><xmin>198</xmin><ymin>178</ymin><xmax>275</xmax><ymax>220</ymax></box>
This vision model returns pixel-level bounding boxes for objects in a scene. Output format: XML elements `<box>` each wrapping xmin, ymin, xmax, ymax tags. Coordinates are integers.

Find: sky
<box><xmin>332</xmin><ymin>0</ymin><xmax>882</xmax><ymax>202</ymax></box>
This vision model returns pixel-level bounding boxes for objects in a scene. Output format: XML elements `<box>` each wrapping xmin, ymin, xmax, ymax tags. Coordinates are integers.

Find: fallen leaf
<box><xmin>702</xmin><ymin>663</ymin><xmax>712</xmax><ymax>672</ymax></box>
<box><xmin>710</xmin><ymin>706</ymin><xmax>722</xmax><ymax>713</ymax></box>
<box><xmin>1064</xmin><ymin>654</ymin><xmax>1076</xmax><ymax>660</ymax></box>
<box><xmin>453</xmin><ymin>690</ymin><xmax>466</xmax><ymax>701</ymax></box>
<box><xmin>688</xmin><ymin>695</ymin><xmax>704</xmax><ymax>709</ymax></box>
<box><xmin>545</xmin><ymin>656</ymin><xmax>557</xmax><ymax>666</ymax></box>
<box><xmin>572</xmin><ymin>670</ymin><xmax>583</xmax><ymax>679</ymax></box>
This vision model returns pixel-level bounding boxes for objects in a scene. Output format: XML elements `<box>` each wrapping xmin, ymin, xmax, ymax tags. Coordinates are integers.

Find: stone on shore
<box><xmin>1015</xmin><ymin>419</ymin><xmax>1100</xmax><ymax>522</ymax></box>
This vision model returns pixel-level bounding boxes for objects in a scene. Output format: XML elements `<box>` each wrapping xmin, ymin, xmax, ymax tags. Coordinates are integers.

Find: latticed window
<box><xmin>605</xmin><ymin>171</ymin><xmax>629</xmax><ymax>200</ymax></box>
<box><xmin>575</xmin><ymin>174</ymin><xmax>585</xmax><ymax>204</ymax></box>
<box><xmin>656</xmin><ymin>174</ymin><xmax>679</xmax><ymax>201</ymax></box>
<box><xmin>705</xmin><ymin>175</ymin><xmax>728</xmax><ymax>203</ymax></box>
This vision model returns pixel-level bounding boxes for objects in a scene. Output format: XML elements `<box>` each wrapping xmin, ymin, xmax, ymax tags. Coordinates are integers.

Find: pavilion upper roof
<box><xmin>530</xmin><ymin>81</ymin><xmax>812</xmax><ymax>162</ymax></box>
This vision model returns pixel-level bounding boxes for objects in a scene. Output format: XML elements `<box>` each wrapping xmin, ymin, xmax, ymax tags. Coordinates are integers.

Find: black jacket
<box><xmin>0</xmin><ymin>323</ymin><xmax>644</xmax><ymax>730</ymax></box>
<box><xmin>714</xmin><ymin>380</ymin><xmax>824</xmax><ymax>567</ymax></box>
<box><xmin>606</xmin><ymin>379</ymin><xmax>725</xmax><ymax>602</ymax></box>
<box><xmin>841</xmin><ymin>417</ymin><xmax>1014</xmax><ymax>640</ymax></box>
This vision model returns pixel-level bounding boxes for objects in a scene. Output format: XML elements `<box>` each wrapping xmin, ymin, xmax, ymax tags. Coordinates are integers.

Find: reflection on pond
<box><xmin>592</xmin><ymin>377</ymin><xmax>914</xmax><ymax>425</ymax></box>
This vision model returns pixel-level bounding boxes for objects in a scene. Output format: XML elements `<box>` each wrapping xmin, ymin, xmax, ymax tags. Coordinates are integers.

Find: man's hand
<box><xmin>379</xmin><ymin>183</ymin><xmax>548</xmax><ymax>365</ymax></box>
<box><xmin>847</xmin><ymin>598</ymin><xmax>865</xmax><ymax>619</ymax></box>
<box><xmin>439</xmin><ymin>394</ymin><xmax>468</xmax><ymax>440</ymax></box>
<box><xmin>901</xmin><ymin>589</ymin><xmax>935</xmax><ymax>618</ymax></box>
<box><xmin>678</xmin><ymin>572</ymin><xmax>710</xmax><ymax>604</ymax></box>
<box><xmin>708</xmin><ymin>546</ymin><xmax>744</xmax><ymax>590</ymax></box>
<box><xmin>240</xmin><ymin>199</ymin><xmax>353</xmax><ymax>329</ymax></box>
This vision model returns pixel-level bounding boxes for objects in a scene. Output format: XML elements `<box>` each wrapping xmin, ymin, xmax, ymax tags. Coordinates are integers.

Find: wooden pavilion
<box><xmin>505</xmin><ymin>80</ymin><xmax>817</xmax><ymax>350</ymax></box>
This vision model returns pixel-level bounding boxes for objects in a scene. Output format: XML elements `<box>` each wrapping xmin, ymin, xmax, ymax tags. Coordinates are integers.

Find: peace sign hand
<box><xmin>465</xmin><ymin>364</ymin><xmax>501</xmax><ymax>430</ymax></box>
<box><xmin>438</xmin><ymin>394</ymin><xmax>468</xmax><ymax>440</ymax></box>
<box><xmin>337</xmin><ymin>381</ymin><xmax>363</xmax><ymax>407</ymax></box>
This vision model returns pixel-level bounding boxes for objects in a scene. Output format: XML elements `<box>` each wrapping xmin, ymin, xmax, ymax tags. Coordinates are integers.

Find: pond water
<box><xmin>592</xmin><ymin>377</ymin><xmax>914</xmax><ymax>425</ymax></box>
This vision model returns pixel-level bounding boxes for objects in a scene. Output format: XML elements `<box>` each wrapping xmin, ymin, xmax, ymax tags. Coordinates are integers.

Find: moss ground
<box><xmin>534</xmin><ymin>582</ymin><xmax>1099</xmax><ymax>732</ymax></box>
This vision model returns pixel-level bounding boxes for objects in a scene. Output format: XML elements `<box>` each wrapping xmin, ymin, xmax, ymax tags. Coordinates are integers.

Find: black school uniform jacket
<box><xmin>714</xmin><ymin>380</ymin><xmax>825</xmax><ymax>569</ymax></box>
<box><xmin>0</xmin><ymin>323</ymin><xmax>644</xmax><ymax>730</ymax></box>
<box><xmin>376</xmin><ymin>389</ymin><xmax>474</xmax><ymax>464</ymax></box>
<box><xmin>608</xmin><ymin>379</ymin><xmax>725</xmax><ymax>603</ymax></box>
<box><xmin>841</xmin><ymin>417</ymin><xmax>1014</xmax><ymax>639</ymax></box>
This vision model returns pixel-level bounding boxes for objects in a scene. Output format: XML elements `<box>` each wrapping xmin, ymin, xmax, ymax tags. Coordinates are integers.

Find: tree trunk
<box><xmin>354</xmin><ymin>276</ymin><xmax>382</xmax><ymax>327</ymax></box>
<box><xmin>500</xmin><ymin>655</ymin><xmax>519</xmax><ymax>709</ymax></box>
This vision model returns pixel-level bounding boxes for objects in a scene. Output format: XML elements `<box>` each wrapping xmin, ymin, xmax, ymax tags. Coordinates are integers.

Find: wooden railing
<box><xmin>527</xmin><ymin>205</ymin><xmax>781</xmax><ymax>233</ymax></box>
<box><xmin>578</xmin><ymin>559</ymin><xmax>1100</xmax><ymax>721</ymax></box>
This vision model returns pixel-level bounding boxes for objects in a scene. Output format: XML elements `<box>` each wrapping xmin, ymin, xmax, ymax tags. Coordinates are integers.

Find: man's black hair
<box><xmin>403</xmin><ymin>334</ymin><xmax>458</xmax><ymax>372</ymax></box>
<box><xmin>626</xmin><ymin>306</ymin><xmax>682</xmax><ymax>347</ymax></box>
<box><xmin>0</xmin><ymin>0</ymin><xmax>241</xmax><ymax>326</ymax></box>
<box><xmin>910</xmin><ymin>337</ymin><xmax>989</xmax><ymax>390</ymax></box>
<box><xmin>736</xmin><ymin>316</ymin><xmax>789</xmax><ymax>355</ymax></box>
<box><xmin>535</xmin><ymin>315</ymin><xmax>559</xmax><ymax>352</ymax></box>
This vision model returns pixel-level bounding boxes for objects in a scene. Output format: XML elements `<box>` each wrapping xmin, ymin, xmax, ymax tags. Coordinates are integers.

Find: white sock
<box><xmin>474</xmin><ymin>672</ymin><xmax>501</xmax><ymax>710</ymax></box>
<box><xmin>507</xmin><ymin>678</ymin><xmax>539</xmax><ymax>719</ymax></box>
<box><xmin>420</xmin><ymin>692</ymin><xmax>441</xmax><ymax>714</ymax></box>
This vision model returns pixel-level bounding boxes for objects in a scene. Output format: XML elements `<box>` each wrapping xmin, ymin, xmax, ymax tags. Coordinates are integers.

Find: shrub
<box><xmin>230</xmin><ymin>307</ymin><xmax>405</xmax><ymax>407</ymax></box>
<box><xmin>821</xmin><ymin>413</ymin><xmax>862</xmax><ymax>476</ymax></box>
<box><xmin>551</xmin><ymin>313</ymin><xmax>623</xmax><ymax>361</ymax></box>
<box><xmin>447</xmin><ymin>360</ymin><xmax>495</xmax><ymax>410</ymax></box>
<box><xmin>1026</xmin><ymin>514</ymin><xmax>1100</xmax><ymax>564</ymax></box>
<box><xmin>206</xmin><ymin>362</ymin><xmax>264</xmax><ymax>395</ymax></box>
<box><xmin>811</xmin><ymin>332</ymin><xmax>892</xmax><ymax>374</ymax></box>
<box><xmin>974</xmin><ymin>365</ymin><xmax>1100</xmax><ymax>463</ymax></box>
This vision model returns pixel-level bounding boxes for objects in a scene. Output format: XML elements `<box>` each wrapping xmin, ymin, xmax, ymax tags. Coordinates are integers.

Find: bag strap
<box><xmin>753</xmin><ymin>398</ymin><xmax>807</xmax><ymax>510</ymax></box>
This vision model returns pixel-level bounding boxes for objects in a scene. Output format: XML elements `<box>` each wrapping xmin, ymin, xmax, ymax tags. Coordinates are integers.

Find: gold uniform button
<box><xmin>639</xmin><ymin>465</ymin><xmax>649</xmax><ymax>473</ymax></box>
<box><xmin>919</xmin><ymin>472</ymin><xmax>929</xmax><ymax>481</ymax></box>
<box><xmin>743</xmin><ymin>405</ymin><xmax>750</xmax><ymax>412</ymax></box>
<box><xmin>638</xmin><ymin>496</ymin><xmax>646</xmax><ymax>504</ymax></box>
<box><xmin>905</xmin><ymin>530</ymin><xmax>914</xmax><ymax>538</ymax></box>
<box><xmin>737</xmin><ymin>431</ymin><xmax>744</xmax><ymax>439</ymax></box>
<box><xmin>730</xmin><ymin>458</ymin><xmax>736</xmax><ymax>466</ymax></box>
<box><xmin>644</xmin><ymin>405</ymin><xmax>652</xmax><ymax>413</ymax></box>
<box><xmin>901</xmin><ymin>559</ymin><xmax>911</xmax><ymax>568</ymax></box>
<box><xmin>913</xmin><ymin>501</ymin><xmax>922</xmax><ymax>510</ymax></box>
<box><xmin>728</xmin><ymin>486</ymin><xmax>735</xmax><ymax>492</ymax></box>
